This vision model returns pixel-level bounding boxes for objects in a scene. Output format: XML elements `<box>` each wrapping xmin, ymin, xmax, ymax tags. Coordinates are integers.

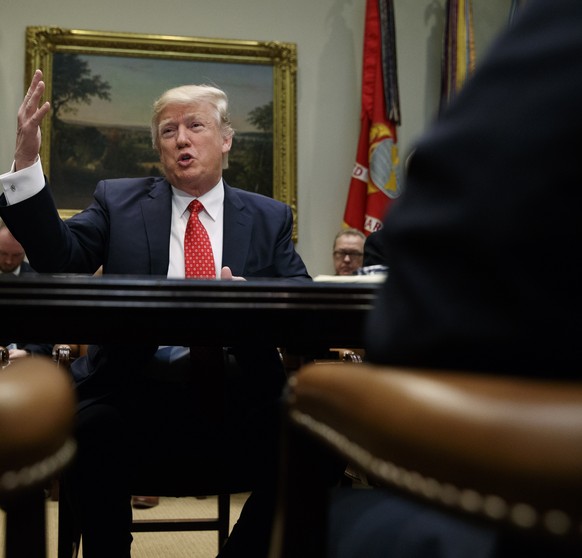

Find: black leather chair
<box><xmin>54</xmin><ymin>344</ymin><xmax>265</xmax><ymax>557</ymax></box>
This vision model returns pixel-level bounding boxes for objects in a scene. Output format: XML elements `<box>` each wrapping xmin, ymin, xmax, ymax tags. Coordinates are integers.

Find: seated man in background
<box><xmin>0</xmin><ymin>222</ymin><xmax>53</xmax><ymax>359</ymax></box>
<box><xmin>328</xmin><ymin>0</ymin><xmax>582</xmax><ymax>556</ymax></box>
<box><xmin>0</xmin><ymin>221</ymin><xmax>33</xmax><ymax>275</ymax></box>
<box><xmin>1</xmin><ymin>74</ymin><xmax>310</xmax><ymax>557</ymax></box>
<box><xmin>332</xmin><ymin>228</ymin><xmax>365</xmax><ymax>275</ymax></box>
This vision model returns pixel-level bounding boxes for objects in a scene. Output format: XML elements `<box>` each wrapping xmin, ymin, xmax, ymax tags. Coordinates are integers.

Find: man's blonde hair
<box><xmin>151</xmin><ymin>84</ymin><xmax>235</xmax><ymax>168</ymax></box>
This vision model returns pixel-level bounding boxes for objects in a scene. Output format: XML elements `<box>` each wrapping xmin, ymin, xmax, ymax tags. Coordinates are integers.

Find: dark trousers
<box><xmin>60</xmin><ymin>345</ymin><xmax>285</xmax><ymax>558</ymax></box>
<box><xmin>328</xmin><ymin>487</ymin><xmax>582</xmax><ymax>558</ymax></box>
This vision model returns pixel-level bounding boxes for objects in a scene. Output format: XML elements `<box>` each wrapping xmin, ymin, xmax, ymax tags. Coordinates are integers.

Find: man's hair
<box><xmin>150</xmin><ymin>84</ymin><xmax>235</xmax><ymax>168</ymax></box>
<box><xmin>333</xmin><ymin>228</ymin><xmax>366</xmax><ymax>248</ymax></box>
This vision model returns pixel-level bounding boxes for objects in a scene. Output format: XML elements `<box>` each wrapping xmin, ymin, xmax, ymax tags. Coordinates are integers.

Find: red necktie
<box><xmin>184</xmin><ymin>200</ymin><xmax>223</xmax><ymax>425</ymax></box>
<box><xmin>184</xmin><ymin>200</ymin><xmax>215</xmax><ymax>279</ymax></box>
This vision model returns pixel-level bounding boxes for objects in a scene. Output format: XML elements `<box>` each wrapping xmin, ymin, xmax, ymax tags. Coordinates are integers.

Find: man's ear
<box><xmin>222</xmin><ymin>136</ymin><xmax>232</xmax><ymax>153</ymax></box>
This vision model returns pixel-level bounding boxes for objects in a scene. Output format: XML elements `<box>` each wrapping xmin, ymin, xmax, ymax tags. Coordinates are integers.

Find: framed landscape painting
<box><xmin>25</xmin><ymin>26</ymin><xmax>297</xmax><ymax>235</ymax></box>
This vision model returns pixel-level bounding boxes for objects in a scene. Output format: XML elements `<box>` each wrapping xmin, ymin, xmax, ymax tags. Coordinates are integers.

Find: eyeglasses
<box><xmin>333</xmin><ymin>250</ymin><xmax>364</xmax><ymax>260</ymax></box>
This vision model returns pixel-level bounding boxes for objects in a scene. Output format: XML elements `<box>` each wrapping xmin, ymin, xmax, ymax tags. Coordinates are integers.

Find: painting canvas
<box><xmin>25</xmin><ymin>27</ymin><xmax>297</xmax><ymax>234</ymax></box>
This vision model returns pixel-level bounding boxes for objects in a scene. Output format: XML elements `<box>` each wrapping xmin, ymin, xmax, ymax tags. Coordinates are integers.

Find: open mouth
<box><xmin>177</xmin><ymin>153</ymin><xmax>194</xmax><ymax>167</ymax></box>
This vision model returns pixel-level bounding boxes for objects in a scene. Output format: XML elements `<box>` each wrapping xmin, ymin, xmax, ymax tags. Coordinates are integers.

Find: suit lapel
<box><xmin>222</xmin><ymin>184</ymin><xmax>252</xmax><ymax>275</ymax></box>
<box><xmin>138</xmin><ymin>180</ymin><xmax>252</xmax><ymax>277</ymax></box>
<box><xmin>141</xmin><ymin>178</ymin><xmax>173</xmax><ymax>276</ymax></box>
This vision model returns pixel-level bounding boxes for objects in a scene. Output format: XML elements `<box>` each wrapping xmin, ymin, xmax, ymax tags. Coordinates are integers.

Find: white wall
<box><xmin>0</xmin><ymin>0</ymin><xmax>509</xmax><ymax>276</ymax></box>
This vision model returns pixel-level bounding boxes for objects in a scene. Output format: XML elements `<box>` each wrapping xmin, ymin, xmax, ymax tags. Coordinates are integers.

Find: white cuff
<box><xmin>0</xmin><ymin>158</ymin><xmax>45</xmax><ymax>205</ymax></box>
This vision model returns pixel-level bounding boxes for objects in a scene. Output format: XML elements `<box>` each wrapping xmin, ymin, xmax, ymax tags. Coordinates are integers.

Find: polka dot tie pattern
<box><xmin>184</xmin><ymin>200</ymin><xmax>215</xmax><ymax>279</ymax></box>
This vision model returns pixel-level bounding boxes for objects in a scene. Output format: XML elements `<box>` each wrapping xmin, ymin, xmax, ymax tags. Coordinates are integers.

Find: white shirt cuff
<box><xmin>0</xmin><ymin>158</ymin><xmax>45</xmax><ymax>205</ymax></box>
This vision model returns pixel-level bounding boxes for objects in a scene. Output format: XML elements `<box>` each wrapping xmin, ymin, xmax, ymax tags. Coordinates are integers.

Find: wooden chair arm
<box><xmin>52</xmin><ymin>344</ymin><xmax>87</xmax><ymax>368</ymax></box>
<box><xmin>0</xmin><ymin>346</ymin><xmax>9</xmax><ymax>369</ymax></box>
<box><xmin>0</xmin><ymin>357</ymin><xmax>76</xmax><ymax>497</ymax></box>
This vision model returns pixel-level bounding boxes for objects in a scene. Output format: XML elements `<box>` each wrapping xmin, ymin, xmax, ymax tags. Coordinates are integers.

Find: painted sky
<box><xmin>59</xmin><ymin>54</ymin><xmax>273</xmax><ymax>132</ymax></box>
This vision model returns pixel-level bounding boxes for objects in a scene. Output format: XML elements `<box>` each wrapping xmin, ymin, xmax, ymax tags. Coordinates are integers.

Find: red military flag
<box><xmin>343</xmin><ymin>0</ymin><xmax>402</xmax><ymax>235</ymax></box>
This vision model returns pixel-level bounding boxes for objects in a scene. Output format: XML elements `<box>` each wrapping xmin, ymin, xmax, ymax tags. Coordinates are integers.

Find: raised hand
<box><xmin>15</xmin><ymin>69</ymin><xmax>51</xmax><ymax>171</ymax></box>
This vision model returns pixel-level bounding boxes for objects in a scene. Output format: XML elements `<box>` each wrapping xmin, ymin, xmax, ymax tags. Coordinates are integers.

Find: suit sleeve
<box><xmin>271</xmin><ymin>204</ymin><xmax>311</xmax><ymax>281</ymax></box>
<box><xmin>0</xmin><ymin>183</ymin><xmax>106</xmax><ymax>274</ymax></box>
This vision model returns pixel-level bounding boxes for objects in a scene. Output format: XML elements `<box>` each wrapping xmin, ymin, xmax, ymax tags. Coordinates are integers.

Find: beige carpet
<box><xmin>0</xmin><ymin>493</ymin><xmax>249</xmax><ymax>557</ymax></box>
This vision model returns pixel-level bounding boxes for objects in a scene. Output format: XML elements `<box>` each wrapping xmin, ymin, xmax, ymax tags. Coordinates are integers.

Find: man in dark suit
<box><xmin>1</xmin><ymin>75</ymin><xmax>309</xmax><ymax>557</ymax></box>
<box><xmin>330</xmin><ymin>0</ymin><xmax>582</xmax><ymax>556</ymax></box>
<box><xmin>362</xmin><ymin>229</ymin><xmax>385</xmax><ymax>268</ymax></box>
<box><xmin>0</xmin><ymin>222</ymin><xmax>53</xmax><ymax>358</ymax></box>
<box><xmin>0</xmin><ymin>222</ymin><xmax>34</xmax><ymax>275</ymax></box>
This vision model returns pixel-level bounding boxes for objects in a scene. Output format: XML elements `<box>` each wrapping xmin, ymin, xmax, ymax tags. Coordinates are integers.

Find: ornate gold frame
<box><xmin>25</xmin><ymin>26</ymin><xmax>297</xmax><ymax>235</ymax></box>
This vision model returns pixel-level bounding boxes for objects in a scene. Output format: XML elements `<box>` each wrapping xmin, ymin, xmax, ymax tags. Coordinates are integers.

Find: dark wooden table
<box><xmin>0</xmin><ymin>274</ymin><xmax>379</xmax><ymax>350</ymax></box>
<box><xmin>1</xmin><ymin>275</ymin><xmax>381</xmax><ymax>556</ymax></box>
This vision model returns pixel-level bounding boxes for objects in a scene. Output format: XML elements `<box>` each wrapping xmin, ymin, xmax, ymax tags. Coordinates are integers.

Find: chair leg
<box><xmin>218</xmin><ymin>493</ymin><xmax>231</xmax><ymax>551</ymax></box>
<box><xmin>57</xmin><ymin>491</ymin><xmax>231</xmax><ymax>555</ymax></box>
<box><xmin>4</xmin><ymin>488</ymin><xmax>46</xmax><ymax>558</ymax></box>
<box><xmin>269</xmin><ymin>418</ymin><xmax>344</xmax><ymax>558</ymax></box>
<box><xmin>50</xmin><ymin>478</ymin><xmax>60</xmax><ymax>501</ymax></box>
<box><xmin>57</xmin><ymin>484</ymin><xmax>81</xmax><ymax>558</ymax></box>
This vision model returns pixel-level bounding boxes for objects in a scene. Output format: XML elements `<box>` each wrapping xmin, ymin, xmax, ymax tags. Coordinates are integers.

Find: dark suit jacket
<box><xmin>365</xmin><ymin>0</ymin><xmax>582</xmax><ymax>380</ymax></box>
<box><xmin>1</xmin><ymin>177</ymin><xmax>309</xmax><ymax>401</ymax></box>
<box><xmin>2</xmin><ymin>177</ymin><xmax>308</xmax><ymax>280</ymax></box>
<box><xmin>19</xmin><ymin>261</ymin><xmax>36</xmax><ymax>274</ymax></box>
<box><xmin>363</xmin><ymin>230</ymin><xmax>387</xmax><ymax>268</ymax></box>
<box><xmin>331</xmin><ymin>3</ymin><xmax>582</xmax><ymax>557</ymax></box>
<box><xmin>0</xmin><ymin>262</ymin><xmax>53</xmax><ymax>356</ymax></box>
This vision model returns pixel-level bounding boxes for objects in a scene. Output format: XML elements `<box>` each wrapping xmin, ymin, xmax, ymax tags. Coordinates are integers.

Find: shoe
<box><xmin>132</xmin><ymin>495</ymin><xmax>159</xmax><ymax>509</ymax></box>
